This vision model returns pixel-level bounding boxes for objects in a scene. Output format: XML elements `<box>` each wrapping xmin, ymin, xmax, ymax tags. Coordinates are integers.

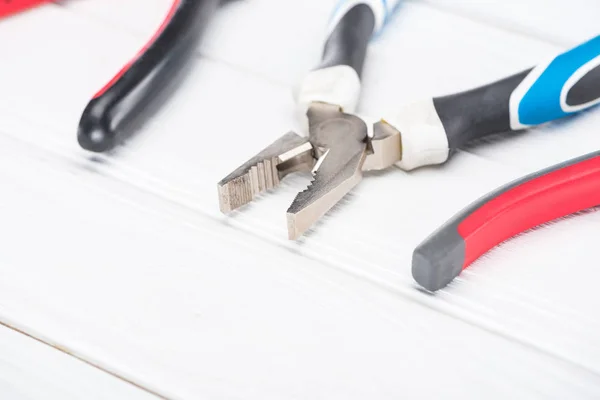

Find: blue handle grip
<box><xmin>426</xmin><ymin>35</ymin><xmax>600</xmax><ymax>154</ymax></box>
<box><xmin>510</xmin><ymin>35</ymin><xmax>600</xmax><ymax>129</ymax></box>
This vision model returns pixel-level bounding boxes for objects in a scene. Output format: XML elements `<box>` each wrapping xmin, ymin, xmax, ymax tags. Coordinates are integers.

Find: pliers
<box><xmin>218</xmin><ymin>0</ymin><xmax>406</xmax><ymax>238</ymax></box>
<box><xmin>1</xmin><ymin>0</ymin><xmax>225</xmax><ymax>153</ymax></box>
<box><xmin>217</xmin><ymin>1</ymin><xmax>600</xmax><ymax>287</ymax></box>
<box><xmin>414</xmin><ymin>135</ymin><xmax>600</xmax><ymax>292</ymax></box>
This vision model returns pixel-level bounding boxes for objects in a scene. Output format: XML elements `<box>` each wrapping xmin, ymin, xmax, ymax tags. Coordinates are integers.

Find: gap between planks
<box><xmin>0</xmin><ymin>319</ymin><xmax>169</xmax><ymax>399</ymax></box>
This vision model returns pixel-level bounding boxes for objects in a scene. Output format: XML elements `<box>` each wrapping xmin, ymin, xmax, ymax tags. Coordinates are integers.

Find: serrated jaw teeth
<box><xmin>217</xmin><ymin>157</ymin><xmax>280</xmax><ymax>213</ymax></box>
<box><xmin>217</xmin><ymin>132</ymin><xmax>315</xmax><ymax>213</ymax></box>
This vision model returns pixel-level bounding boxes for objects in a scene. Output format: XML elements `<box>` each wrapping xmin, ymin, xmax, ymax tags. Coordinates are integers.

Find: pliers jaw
<box><xmin>218</xmin><ymin>102</ymin><xmax>398</xmax><ymax>239</ymax></box>
<box><xmin>217</xmin><ymin>132</ymin><xmax>314</xmax><ymax>214</ymax></box>
<box><xmin>287</xmin><ymin>102</ymin><xmax>369</xmax><ymax>239</ymax></box>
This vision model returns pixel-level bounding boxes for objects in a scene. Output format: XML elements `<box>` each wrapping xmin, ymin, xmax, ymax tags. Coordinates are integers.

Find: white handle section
<box><xmin>294</xmin><ymin>65</ymin><xmax>362</xmax><ymax>133</ymax></box>
<box><xmin>386</xmin><ymin>99</ymin><xmax>450</xmax><ymax>171</ymax></box>
<box><xmin>327</xmin><ymin>0</ymin><xmax>402</xmax><ymax>35</ymax></box>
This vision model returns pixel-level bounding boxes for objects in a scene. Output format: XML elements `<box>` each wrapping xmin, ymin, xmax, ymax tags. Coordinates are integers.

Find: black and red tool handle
<box><xmin>412</xmin><ymin>151</ymin><xmax>600</xmax><ymax>292</ymax></box>
<box><xmin>77</xmin><ymin>0</ymin><xmax>221</xmax><ymax>152</ymax></box>
<box><xmin>392</xmin><ymin>34</ymin><xmax>600</xmax><ymax>171</ymax></box>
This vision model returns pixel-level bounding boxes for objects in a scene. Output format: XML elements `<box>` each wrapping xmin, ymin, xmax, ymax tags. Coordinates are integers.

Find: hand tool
<box><xmin>218</xmin><ymin>0</ymin><xmax>403</xmax><ymax>239</ymax></box>
<box><xmin>217</xmin><ymin>0</ymin><xmax>600</xmax><ymax>242</ymax></box>
<box><xmin>0</xmin><ymin>0</ymin><xmax>52</xmax><ymax>19</ymax></box>
<box><xmin>78</xmin><ymin>0</ymin><xmax>225</xmax><ymax>152</ymax></box>
<box><xmin>413</xmin><ymin>149</ymin><xmax>600</xmax><ymax>293</ymax></box>
<box><xmin>2</xmin><ymin>0</ymin><xmax>225</xmax><ymax>153</ymax></box>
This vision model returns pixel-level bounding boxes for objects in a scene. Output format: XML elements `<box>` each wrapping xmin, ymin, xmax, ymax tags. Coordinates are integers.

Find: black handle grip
<box><xmin>317</xmin><ymin>3</ymin><xmax>376</xmax><ymax>78</ymax></box>
<box><xmin>431</xmin><ymin>35</ymin><xmax>600</xmax><ymax>154</ymax></box>
<box><xmin>77</xmin><ymin>0</ymin><xmax>220</xmax><ymax>152</ymax></box>
<box><xmin>432</xmin><ymin>69</ymin><xmax>530</xmax><ymax>150</ymax></box>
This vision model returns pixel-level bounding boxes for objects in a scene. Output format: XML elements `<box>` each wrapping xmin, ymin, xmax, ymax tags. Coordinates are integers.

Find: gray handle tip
<box><xmin>412</xmin><ymin>227</ymin><xmax>466</xmax><ymax>292</ymax></box>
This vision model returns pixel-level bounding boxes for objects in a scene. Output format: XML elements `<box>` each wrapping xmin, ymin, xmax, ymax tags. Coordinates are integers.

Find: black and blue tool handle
<box><xmin>296</xmin><ymin>0</ymin><xmax>402</xmax><ymax>117</ymax></box>
<box><xmin>412</xmin><ymin>150</ymin><xmax>600</xmax><ymax>292</ymax></box>
<box><xmin>318</xmin><ymin>0</ymin><xmax>403</xmax><ymax>76</ymax></box>
<box><xmin>391</xmin><ymin>35</ymin><xmax>600</xmax><ymax>170</ymax></box>
<box><xmin>77</xmin><ymin>0</ymin><xmax>220</xmax><ymax>152</ymax></box>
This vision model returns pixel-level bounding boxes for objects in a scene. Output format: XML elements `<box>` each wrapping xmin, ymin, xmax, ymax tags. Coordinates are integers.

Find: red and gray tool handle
<box><xmin>413</xmin><ymin>151</ymin><xmax>600</xmax><ymax>292</ymax></box>
<box><xmin>391</xmin><ymin>35</ymin><xmax>600</xmax><ymax>170</ymax></box>
<box><xmin>77</xmin><ymin>0</ymin><xmax>221</xmax><ymax>152</ymax></box>
<box><xmin>411</xmin><ymin>35</ymin><xmax>600</xmax><ymax>292</ymax></box>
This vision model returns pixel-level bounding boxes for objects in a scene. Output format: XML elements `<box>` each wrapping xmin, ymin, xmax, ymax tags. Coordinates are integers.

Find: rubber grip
<box><xmin>77</xmin><ymin>0</ymin><xmax>219</xmax><ymax>152</ymax></box>
<box><xmin>318</xmin><ymin>3</ymin><xmax>376</xmax><ymax>78</ymax></box>
<box><xmin>0</xmin><ymin>0</ymin><xmax>51</xmax><ymax>18</ymax></box>
<box><xmin>412</xmin><ymin>151</ymin><xmax>600</xmax><ymax>292</ymax></box>
<box><xmin>432</xmin><ymin>35</ymin><xmax>600</xmax><ymax>152</ymax></box>
<box><xmin>319</xmin><ymin>0</ymin><xmax>402</xmax><ymax>76</ymax></box>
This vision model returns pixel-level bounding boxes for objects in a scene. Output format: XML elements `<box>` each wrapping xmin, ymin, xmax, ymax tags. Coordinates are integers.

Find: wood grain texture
<box><xmin>0</xmin><ymin>0</ymin><xmax>600</xmax><ymax>398</ymax></box>
<box><xmin>0</xmin><ymin>324</ymin><xmax>155</xmax><ymax>399</ymax></box>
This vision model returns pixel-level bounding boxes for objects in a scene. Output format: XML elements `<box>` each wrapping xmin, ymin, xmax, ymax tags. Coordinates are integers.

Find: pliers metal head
<box><xmin>217</xmin><ymin>101</ymin><xmax>401</xmax><ymax>239</ymax></box>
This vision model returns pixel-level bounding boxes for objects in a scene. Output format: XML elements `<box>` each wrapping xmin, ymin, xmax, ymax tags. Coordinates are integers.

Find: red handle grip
<box><xmin>77</xmin><ymin>0</ymin><xmax>221</xmax><ymax>153</ymax></box>
<box><xmin>412</xmin><ymin>151</ymin><xmax>600</xmax><ymax>292</ymax></box>
<box><xmin>0</xmin><ymin>0</ymin><xmax>52</xmax><ymax>18</ymax></box>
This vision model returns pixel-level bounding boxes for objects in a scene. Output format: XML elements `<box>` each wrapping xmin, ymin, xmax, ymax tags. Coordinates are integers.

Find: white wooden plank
<box><xmin>0</xmin><ymin>323</ymin><xmax>155</xmax><ymax>400</ymax></box>
<box><xmin>418</xmin><ymin>0</ymin><xmax>599</xmax><ymax>46</ymax></box>
<box><xmin>0</xmin><ymin>123</ymin><xmax>598</xmax><ymax>399</ymax></box>
<box><xmin>56</xmin><ymin>0</ymin><xmax>600</xmax><ymax>86</ymax></box>
<box><xmin>57</xmin><ymin>0</ymin><xmax>333</xmax><ymax>87</ymax></box>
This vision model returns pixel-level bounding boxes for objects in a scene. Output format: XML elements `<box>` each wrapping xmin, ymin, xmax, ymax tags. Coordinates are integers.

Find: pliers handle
<box><xmin>385</xmin><ymin>35</ymin><xmax>600</xmax><ymax>171</ymax></box>
<box><xmin>77</xmin><ymin>0</ymin><xmax>221</xmax><ymax>152</ymax></box>
<box><xmin>3</xmin><ymin>1</ymin><xmax>221</xmax><ymax>152</ymax></box>
<box><xmin>412</xmin><ymin>35</ymin><xmax>600</xmax><ymax>292</ymax></box>
<box><xmin>414</xmin><ymin>151</ymin><xmax>600</xmax><ymax>292</ymax></box>
<box><xmin>296</xmin><ymin>0</ymin><xmax>403</xmax><ymax>121</ymax></box>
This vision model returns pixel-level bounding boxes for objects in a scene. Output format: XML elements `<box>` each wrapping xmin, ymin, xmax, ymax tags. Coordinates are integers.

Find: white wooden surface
<box><xmin>0</xmin><ymin>323</ymin><xmax>155</xmax><ymax>399</ymax></box>
<box><xmin>1</xmin><ymin>0</ymin><xmax>600</xmax><ymax>398</ymax></box>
